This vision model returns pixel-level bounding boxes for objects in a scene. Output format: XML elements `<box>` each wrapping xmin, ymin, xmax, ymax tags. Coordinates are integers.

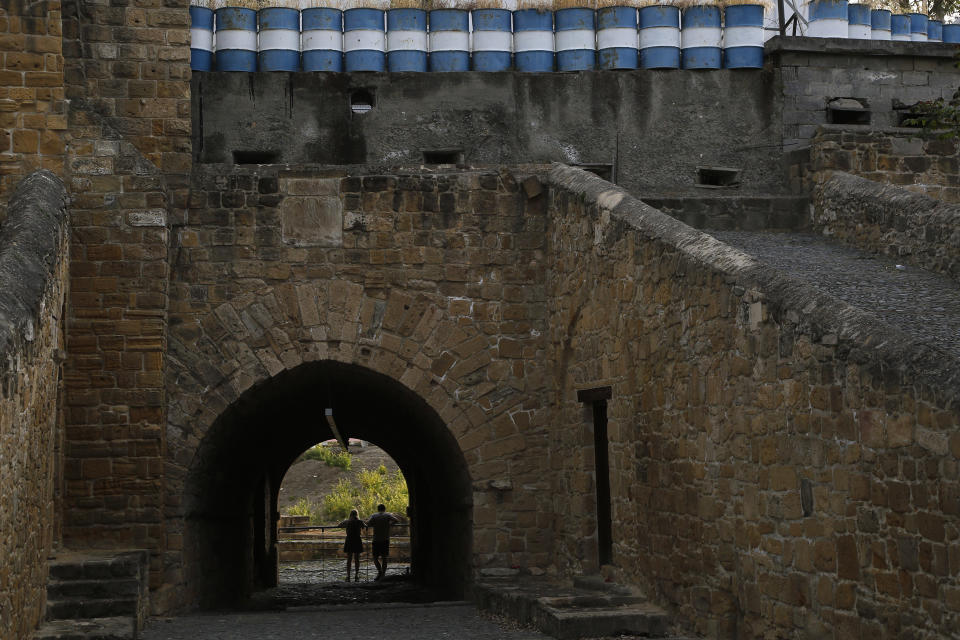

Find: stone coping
<box><xmin>764</xmin><ymin>34</ymin><xmax>959</xmax><ymax>58</ymax></box>
<box><xmin>547</xmin><ymin>162</ymin><xmax>960</xmax><ymax>410</ymax></box>
<box><xmin>0</xmin><ymin>169</ymin><xmax>69</xmax><ymax>357</ymax></box>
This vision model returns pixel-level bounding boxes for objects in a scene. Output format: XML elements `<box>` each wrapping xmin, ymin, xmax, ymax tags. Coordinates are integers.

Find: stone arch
<box><xmin>163</xmin><ymin>283</ymin><xmax>543</xmax><ymax>607</ymax></box>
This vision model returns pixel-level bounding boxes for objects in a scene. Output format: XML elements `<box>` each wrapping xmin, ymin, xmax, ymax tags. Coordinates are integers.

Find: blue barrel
<box><xmin>910</xmin><ymin>12</ymin><xmax>928</xmax><ymax>40</ymax></box>
<box><xmin>929</xmin><ymin>19</ymin><xmax>943</xmax><ymax>41</ymax></box>
<box><xmin>871</xmin><ymin>8</ymin><xmax>891</xmax><ymax>39</ymax></box>
<box><xmin>302</xmin><ymin>8</ymin><xmax>343</xmax><ymax>72</ymax></box>
<box><xmin>847</xmin><ymin>3</ymin><xmax>871</xmax><ymax>39</ymax></box>
<box><xmin>472</xmin><ymin>9</ymin><xmax>512</xmax><ymax>71</ymax></box>
<box><xmin>555</xmin><ymin>7</ymin><xmax>596</xmax><ymax>71</ymax></box>
<box><xmin>639</xmin><ymin>5</ymin><xmax>680</xmax><ymax>69</ymax></box>
<box><xmin>344</xmin><ymin>8</ymin><xmax>386</xmax><ymax>71</ymax></box>
<box><xmin>258</xmin><ymin>7</ymin><xmax>300</xmax><ymax>71</ymax></box>
<box><xmin>215</xmin><ymin>7</ymin><xmax>257</xmax><ymax>71</ymax></box>
<box><xmin>681</xmin><ymin>5</ymin><xmax>720</xmax><ymax>69</ymax></box>
<box><xmin>944</xmin><ymin>23</ymin><xmax>960</xmax><ymax>42</ymax></box>
<box><xmin>429</xmin><ymin>9</ymin><xmax>470</xmax><ymax>72</ymax></box>
<box><xmin>891</xmin><ymin>13</ymin><xmax>910</xmax><ymax>40</ymax></box>
<box><xmin>597</xmin><ymin>6</ymin><xmax>637</xmax><ymax>69</ymax></box>
<box><xmin>190</xmin><ymin>5</ymin><xmax>214</xmax><ymax>71</ymax></box>
<box><xmin>513</xmin><ymin>9</ymin><xmax>554</xmax><ymax>71</ymax></box>
<box><xmin>387</xmin><ymin>8</ymin><xmax>428</xmax><ymax>71</ymax></box>
<box><xmin>723</xmin><ymin>4</ymin><xmax>763</xmax><ymax>69</ymax></box>
<box><xmin>807</xmin><ymin>0</ymin><xmax>848</xmax><ymax>38</ymax></box>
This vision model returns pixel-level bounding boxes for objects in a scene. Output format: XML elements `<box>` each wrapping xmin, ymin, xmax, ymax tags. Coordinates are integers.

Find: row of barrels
<box><xmin>190</xmin><ymin>5</ymin><xmax>767</xmax><ymax>72</ymax></box>
<box><xmin>806</xmin><ymin>2</ymin><xmax>956</xmax><ymax>41</ymax></box>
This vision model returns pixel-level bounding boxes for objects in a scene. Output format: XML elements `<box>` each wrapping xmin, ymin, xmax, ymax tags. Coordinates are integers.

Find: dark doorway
<box><xmin>182</xmin><ymin>361</ymin><xmax>473</xmax><ymax>608</ymax></box>
<box><xmin>577</xmin><ymin>387</ymin><xmax>613</xmax><ymax>567</ymax></box>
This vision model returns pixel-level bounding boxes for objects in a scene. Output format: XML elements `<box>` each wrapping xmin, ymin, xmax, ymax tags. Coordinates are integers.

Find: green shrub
<box><xmin>321</xmin><ymin>465</ymin><xmax>408</xmax><ymax>522</ymax></box>
<box><xmin>302</xmin><ymin>444</ymin><xmax>352</xmax><ymax>470</ymax></box>
<box><xmin>287</xmin><ymin>497</ymin><xmax>313</xmax><ymax>517</ymax></box>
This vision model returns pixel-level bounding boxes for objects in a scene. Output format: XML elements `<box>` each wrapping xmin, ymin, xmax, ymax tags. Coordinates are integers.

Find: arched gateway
<box><xmin>181</xmin><ymin>361</ymin><xmax>473</xmax><ymax>607</ymax></box>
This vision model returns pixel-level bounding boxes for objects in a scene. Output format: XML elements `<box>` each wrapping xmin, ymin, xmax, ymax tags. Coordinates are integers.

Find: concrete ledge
<box><xmin>0</xmin><ymin>170</ymin><xmax>69</xmax><ymax>358</ymax></box>
<box><xmin>814</xmin><ymin>170</ymin><xmax>960</xmax><ymax>281</ymax></box>
<box><xmin>765</xmin><ymin>34</ymin><xmax>959</xmax><ymax>59</ymax></box>
<box><xmin>547</xmin><ymin>163</ymin><xmax>960</xmax><ymax>409</ymax></box>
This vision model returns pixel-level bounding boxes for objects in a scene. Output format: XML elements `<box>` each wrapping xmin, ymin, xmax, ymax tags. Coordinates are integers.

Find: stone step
<box><xmin>33</xmin><ymin>616</ymin><xmax>135</xmax><ymax>640</ymax></box>
<box><xmin>48</xmin><ymin>552</ymin><xmax>145</xmax><ymax>582</ymax></box>
<box><xmin>48</xmin><ymin>578</ymin><xmax>141</xmax><ymax>601</ymax></box>
<box><xmin>45</xmin><ymin>598</ymin><xmax>139</xmax><ymax>622</ymax></box>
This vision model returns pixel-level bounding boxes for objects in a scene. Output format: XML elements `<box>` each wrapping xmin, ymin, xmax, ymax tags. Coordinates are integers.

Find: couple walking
<box><xmin>339</xmin><ymin>504</ymin><xmax>402</xmax><ymax>582</ymax></box>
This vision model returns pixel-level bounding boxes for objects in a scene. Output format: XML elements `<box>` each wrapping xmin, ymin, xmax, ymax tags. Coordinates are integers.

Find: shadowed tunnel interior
<box><xmin>182</xmin><ymin>361</ymin><xmax>473</xmax><ymax>608</ymax></box>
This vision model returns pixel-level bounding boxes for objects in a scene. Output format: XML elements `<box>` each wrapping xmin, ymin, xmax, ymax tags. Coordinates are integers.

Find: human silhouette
<box><xmin>338</xmin><ymin>509</ymin><xmax>366</xmax><ymax>582</ymax></box>
<box><xmin>366</xmin><ymin>504</ymin><xmax>401</xmax><ymax>580</ymax></box>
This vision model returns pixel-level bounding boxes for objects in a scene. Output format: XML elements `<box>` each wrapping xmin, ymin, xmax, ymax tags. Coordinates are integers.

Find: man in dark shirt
<box><xmin>367</xmin><ymin>503</ymin><xmax>401</xmax><ymax>580</ymax></box>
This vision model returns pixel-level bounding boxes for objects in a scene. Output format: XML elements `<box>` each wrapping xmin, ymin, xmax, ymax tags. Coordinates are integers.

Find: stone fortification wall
<box><xmin>0</xmin><ymin>1</ymin><xmax>66</xmax><ymax>215</ymax></box>
<box><xmin>815</xmin><ymin>171</ymin><xmax>960</xmax><ymax>283</ymax></box>
<box><xmin>546</xmin><ymin>164</ymin><xmax>960</xmax><ymax>639</ymax></box>
<box><xmin>0</xmin><ymin>170</ymin><xmax>69</xmax><ymax>640</ymax></box>
<box><xmin>163</xmin><ymin>165</ymin><xmax>552</xmax><ymax>608</ymax></box>
<box><xmin>769</xmin><ymin>38</ymin><xmax>960</xmax><ymax>152</ymax></box>
<box><xmin>811</xmin><ymin>127</ymin><xmax>960</xmax><ymax>202</ymax></box>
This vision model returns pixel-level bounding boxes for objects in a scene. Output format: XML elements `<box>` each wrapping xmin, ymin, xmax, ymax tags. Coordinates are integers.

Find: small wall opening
<box><xmin>572</xmin><ymin>164</ymin><xmax>613</xmax><ymax>182</ymax></box>
<box><xmin>827</xmin><ymin>98</ymin><xmax>871</xmax><ymax>125</ymax></box>
<box><xmin>350</xmin><ymin>89</ymin><xmax>375</xmax><ymax>114</ymax></box>
<box><xmin>577</xmin><ymin>387</ymin><xmax>613</xmax><ymax>569</ymax></box>
<box><xmin>697</xmin><ymin>166</ymin><xmax>741</xmax><ymax>188</ymax></box>
<box><xmin>423</xmin><ymin>150</ymin><xmax>463</xmax><ymax>165</ymax></box>
<box><xmin>233</xmin><ymin>150</ymin><xmax>279</xmax><ymax>165</ymax></box>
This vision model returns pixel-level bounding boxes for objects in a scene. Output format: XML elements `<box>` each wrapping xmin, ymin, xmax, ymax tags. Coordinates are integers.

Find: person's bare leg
<box><xmin>382</xmin><ymin>555</ymin><xmax>389</xmax><ymax>578</ymax></box>
<box><xmin>354</xmin><ymin>553</ymin><xmax>359</xmax><ymax>581</ymax></box>
<box><xmin>346</xmin><ymin>555</ymin><xmax>352</xmax><ymax>582</ymax></box>
<box><xmin>373</xmin><ymin>555</ymin><xmax>383</xmax><ymax>579</ymax></box>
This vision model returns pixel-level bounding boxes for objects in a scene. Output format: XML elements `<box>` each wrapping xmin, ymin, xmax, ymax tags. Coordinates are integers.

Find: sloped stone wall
<box><xmin>546</xmin><ymin>165</ymin><xmax>960</xmax><ymax>639</ymax></box>
<box><xmin>0</xmin><ymin>170</ymin><xmax>69</xmax><ymax>639</ymax></box>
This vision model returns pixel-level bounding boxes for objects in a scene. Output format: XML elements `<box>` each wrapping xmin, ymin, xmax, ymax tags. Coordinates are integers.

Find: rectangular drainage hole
<box><xmin>697</xmin><ymin>166</ymin><xmax>741</xmax><ymax>188</ymax></box>
<box><xmin>573</xmin><ymin>164</ymin><xmax>613</xmax><ymax>182</ymax></box>
<box><xmin>232</xmin><ymin>150</ymin><xmax>280</xmax><ymax>165</ymax></box>
<box><xmin>827</xmin><ymin>98</ymin><xmax>871</xmax><ymax>125</ymax></box>
<box><xmin>423</xmin><ymin>150</ymin><xmax>464</xmax><ymax>165</ymax></box>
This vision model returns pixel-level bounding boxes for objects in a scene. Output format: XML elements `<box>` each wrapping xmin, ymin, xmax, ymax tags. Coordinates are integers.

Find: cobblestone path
<box><xmin>711</xmin><ymin>231</ymin><xmax>960</xmax><ymax>361</ymax></box>
<box><xmin>142</xmin><ymin>603</ymin><xmax>551</xmax><ymax>639</ymax></box>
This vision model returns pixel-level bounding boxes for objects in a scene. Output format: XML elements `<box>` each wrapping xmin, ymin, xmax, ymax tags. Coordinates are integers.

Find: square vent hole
<box><xmin>827</xmin><ymin>98</ymin><xmax>871</xmax><ymax>125</ymax></box>
<box><xmin>573</xmin><ymin>164</ymin><xmax>613</xmax><ymax>181</ymax></box>
<box><xmin>232</xmin><ymin>150</ymin><xmax>279</xmax><ymax>165</ymax></box>
<box><xmin>423</xmin><ymin>150</ymin><xmax>464</xmax><ymax>165</ymax></box>
<box><xmin>697</xmin><ymin>166</ymin><xmax>741</xmax><ymax>188</ymax></box>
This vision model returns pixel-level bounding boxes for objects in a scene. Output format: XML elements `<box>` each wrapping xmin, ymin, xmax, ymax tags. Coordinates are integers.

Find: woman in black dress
<box><xmin>339</xmin><ymin>509</ymin><xmax>366</xmax><ymax>582</ymax></box>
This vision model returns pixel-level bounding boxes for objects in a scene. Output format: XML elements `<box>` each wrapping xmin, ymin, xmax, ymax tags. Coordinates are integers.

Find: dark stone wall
<box><xmin>0</xmin><ymin>170</ymin><xmax>69</xmax><ymax>639</ymax></box>
<box><xmin>546</xmin><ymin>164</ymin><xmax>960</xmax><ymax>639</ymax></box>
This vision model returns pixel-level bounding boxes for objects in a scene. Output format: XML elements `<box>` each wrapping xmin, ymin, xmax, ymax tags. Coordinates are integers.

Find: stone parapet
<box><xmin>0</xmin><ymin>169</ymin><xmax>69</xmax><ymax>639</ymax></box>
<box><xmin>815</xmin><ymin>170</ymin><xmax>960</xmax><ymax>283</ymax></box>
<box><xmin>546</xmin><ymin>163</ymin><xmax>960</xmax><ymax>638</ymax></box>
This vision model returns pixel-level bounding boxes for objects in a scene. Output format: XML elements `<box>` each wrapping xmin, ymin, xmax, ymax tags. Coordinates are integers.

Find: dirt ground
<box><xmin>277</xmin><ymin>442</ymin><xmax>400</xmax><ymax>513</ymax></box>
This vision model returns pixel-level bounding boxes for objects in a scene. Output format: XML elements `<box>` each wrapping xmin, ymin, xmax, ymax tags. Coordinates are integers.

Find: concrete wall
<box><xmin>815</xmin><ymin>171</ymin><xmax>960</xmax><ymax>283</ymax></box>
<box><xmin>545</xmin><ymin>165</ymin><xmax>960</xmax><ymax>639</ymax></box>
<box><xmin>192</xmin><ymin>71</ymin><xmax>786</xmax><ymax>198</ymax></box>
<box><xmin>769</xmin><ymin>37</ymin><xmax>960</xmax><ymax>152</ymax></box>
<box><xmin>0</xmin><ymin>170</ymin><xmax>69</xmax><ymax>639</ymax></box>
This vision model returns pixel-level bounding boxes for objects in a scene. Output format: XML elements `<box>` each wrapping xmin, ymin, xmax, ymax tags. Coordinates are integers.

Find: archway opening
<box><xmin>182</xmin><ymin>361</ymin><xmax>473</xmax><ymax>608</ymax></box>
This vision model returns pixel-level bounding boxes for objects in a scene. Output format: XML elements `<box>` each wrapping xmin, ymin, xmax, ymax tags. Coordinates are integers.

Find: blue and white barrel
<box><xmin>472</xmin><ymin>9</ymin><xmax>512</xmax><ymax>71</ymax></box>
<box><xmin>555</xmin><ymin>7</ymin><xmax>596</xmax><ymax>71</ymax></box>
<box><xmin>944</xmin><ymin>23</ymin><xmax>960</xmax><ymax>42</ymax></box>
<box><xmin>891</xmin><ymin>13</ymin><xmax>910</xmax><ymax>40</ymax></box>
<box><xmin>258</xmin><ymin>7</ymin><xmax>300</xmax><ymax>71</ymax></box>
<box><xmin>387</xmin><ymin>8</ymin><xmax>428</xmax><ymax>71</ymax></box>
<box><xmin>847</xmin><ymin>3</ymin><xmax>871</xmax><ymax>39</ymax></box>
<box><xmin>302</xmin><ymin>8</ymin><xmax>343</xmax><ymax>72</ymax></box>
<box><xmin>681</xmin><ymin>5</ymin><xmax>721</xmax><ymax>69</ymax></box>
<box><xmin>190</xmin><ymin>5</ymin><xmax>214</xmax><ymax>71</ymax></box>
<box><xmin>929</xmin><ymin>19</ymin><xmax>943</xmax><ymax>41</ymax></box>
<box><xmin>870</xmin><ymin>8</ymin><xmax>891</xmax><ymax>39</ymax></box>
<box><xmin>806</xmin><ymin>0</ymin><xmax>848</xmax><ymax>38</ymax></box>
<box><xmin>344</xmin><ymin>8</ymin><xmax>386</xmax><ymax>71</ymax></box>
<box><xmin>513</xmin><ymin>9</ymin><xmax>554</xmax><ymax>72</ymax></box>
<box><xmin>722</xmin><ymin>4</ymin><xmax>763</xmax><ymax>69</ymax></box>
<box><xmin>909</xmin><ymin>12</ymin><xmax>928</xmax><ymax>41</ymax></box>
<box><xmin>214</xmin><ymin>6</ymin><xmax>257</xmax><ymax>71</ymax></box>
<box><xmin>429</xmin><ymin>9</ymin><xmax>470</xmax><ymax>72</ymax></box>
<box><xmin>597</xmin><ymin>6</ymin><xmax>638</xmax><ymax>69</ymax></box>
<box><xmin>639</xmin><ymin>5</ymin><xmax>680</xmax><ymax>69</ymax></box>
